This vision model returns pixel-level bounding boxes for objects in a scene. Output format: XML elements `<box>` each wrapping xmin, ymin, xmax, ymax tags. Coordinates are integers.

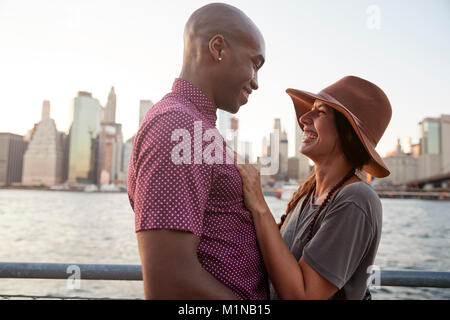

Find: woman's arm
<box><xmin>235</xmin><ymin>162</ymin><xmax>338</xmax><ymax>299</ymax></box>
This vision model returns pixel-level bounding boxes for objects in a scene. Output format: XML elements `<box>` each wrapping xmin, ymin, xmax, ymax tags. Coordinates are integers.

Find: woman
<box><xmin>235</xmin><ymin>76</ymin><xmax>392</xmax><ymax>300</ymax></box>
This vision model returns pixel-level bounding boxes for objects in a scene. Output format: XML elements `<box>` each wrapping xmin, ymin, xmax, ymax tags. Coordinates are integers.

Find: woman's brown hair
<box><xmin>279</xmin><ymin>108</ymin><xmax>371</xmax><ymax>229</ymax></box>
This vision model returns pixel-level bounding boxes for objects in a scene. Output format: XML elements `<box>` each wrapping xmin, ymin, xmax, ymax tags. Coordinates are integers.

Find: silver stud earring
<box><xmin>218</xmin><ymin>57</ymin><xmax>222</xmax><ymax>61</ymax></box>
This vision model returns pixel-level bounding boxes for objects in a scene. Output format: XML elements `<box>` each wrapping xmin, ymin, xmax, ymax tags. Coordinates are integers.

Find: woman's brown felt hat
<box><xmin>286</xmin><ymin>75</ymin><xmax>392</xmax><ymax>178</ymax></box>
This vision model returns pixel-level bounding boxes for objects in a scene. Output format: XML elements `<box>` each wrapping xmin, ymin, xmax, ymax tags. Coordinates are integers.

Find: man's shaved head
<box><xmin>183</xmin><ymin>3</ymin><xmax>263</xmax><ymax>58</ymax></box>
<box><xmin>180</xmin><ymin>3</ymin><xmax>265</xmax><ymax>113</ymax></box>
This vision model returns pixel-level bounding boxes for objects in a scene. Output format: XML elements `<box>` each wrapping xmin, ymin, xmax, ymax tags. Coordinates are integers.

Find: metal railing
<box><xmin>1</xmin><ymin>262</ymin><xmax>449</xmax><ymax>299</ymax></box>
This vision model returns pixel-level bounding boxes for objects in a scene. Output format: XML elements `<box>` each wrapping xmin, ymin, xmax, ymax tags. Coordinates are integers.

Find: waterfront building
<box><xmin>122</xmin><ymin>136</ymin><xmax>134</xmax><ymax>176</ymax></box>
<box><xmin>120</xmin><ymin>99</ymin><xmax>154</xmax><ymax>182</ymax></box>
<box><xmin>411</xmin><ymin>143</ymin><xmax>420</xmax><ymax>158</ymax></box>
<box><xmin>268</xmin><ymin>119</ymin><xmax>278</xmax><ymax>168</ymax></box>
<box><xmin>294</xmin><ymin>118</ymin><xmax>313</xmax><ymax>179</ymax></box>
<box><xmin>261</xmin><ymin>136</ymin><xmax>269</xmax><ymax>157</ymax></box>
<box><xmin>99</xmin><ymin>87</ymin><xmax>124</xmax><ymax>185</ymax></box>
<box><xmin>217</xmin><ymin>109</ymin><xmax>231</xmax><ymax>140</ymax></box>
<box><xmin>217</xmin><ymin>110</ymin><xmax>239</xmax><ymax>150</ymax></box>
<box><xmin>269</xmin><ymin>118</ymin><xmax>289</xmax><ymax>179</ymax></box>
<box><xmin>287</xmin><ymin>157</ymin><xmax>300</xmax><ymax>181</ymax></box>
<box><xmin>288</xmin><ymin>156</ymin><xmax>312</xmax><ymax>181</ymax></box>
<box><xmin>67</xmin><ymin>91</ymin><xmax>102</xmax><ymax>185</ymax></box>
<box><xmin>22</xmin><ymin>101</ymin><xmax>65</xmax><ymax>186</ymax></box>
<box><xmin>139</xmin><ymin>100</ymin><xmax>154</xmax><ymax>127</ymax></box>
<box><xmin>60</xmin><ymin>132</ymin><xmax>70</xmax><ymax>183</ymax></box>
<box><xmin>417</xmin><ymin>114</ymin><xmax>450</xmax><ymax>179</ymax></box>
<box><xmin>381</xmin><ymin>139</ymin><xmax>418</xmax><ymax>185</ymax></box>
<box><xmin>228</xmin><ymin>116</ymin><xmax>239</xmax><ymax>152</ymax></box>
<box><xmin>24</xmin><ymin>123</ymin><xmax>38</xmax><ymax>142</ymax></box>
<box><xmin>440</xmin><ymin>115</ymin><xmax>450</xmax><ymax>173</ymax></box>
<box><xmin>295</xmin><ymin>118</ymin><xmax>302</xmax><ymax>157</ymax></box>
<box><xmin>238</xmin><ymin>140</ymin><xmax>253</xmax><ymax>163</ymax></box>
<box><xmin>279</xmin><ymin>129</ymin><xmax>289</xmax><ymax>179</ymax></box>
<box><xmin>99</xmin><ymin>123</ymin><xmax>123</xmax><ymax>185</ymax></box>
<box><xmin>0</xmin><ymin>133</ymin><xmax>28</xmax><ymax>185</ymax></box>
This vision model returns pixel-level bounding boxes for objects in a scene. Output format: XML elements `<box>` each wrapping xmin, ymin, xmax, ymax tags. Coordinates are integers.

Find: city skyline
<box><xmin>1</xmin><ymin>81</ymin><xmax>448</xmax><ymax>161</ymax></box>
<box><xmin>3</xmin><ymin>90</ymin><xmax>446</xmax><ymax>187</ymax></box>
<box><xmin>2</xmin><ymin>86</ymin><xmax>446</xmax><ymax>160</ymax></box>
<box><xmin>1</xmin><ymin>0</ymin><xmax>450</xmax><ymax>159</ymax></box>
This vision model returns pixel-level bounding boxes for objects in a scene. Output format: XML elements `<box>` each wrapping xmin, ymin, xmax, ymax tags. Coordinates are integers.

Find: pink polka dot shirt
<box><xmin>127</xmin><ymin>78</ymin><xmax>268</xmax><ymax>300</ymax></box>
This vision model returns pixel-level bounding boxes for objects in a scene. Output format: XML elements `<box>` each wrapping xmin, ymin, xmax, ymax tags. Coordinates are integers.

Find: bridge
<box><xmin>405</xmin><ymin>172</ymin><xmax>450</xmax><ymax>189</ymax></box>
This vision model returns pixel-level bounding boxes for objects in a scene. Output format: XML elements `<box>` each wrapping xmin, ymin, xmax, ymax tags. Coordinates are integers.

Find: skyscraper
<box><xmin>279</xmin><ymin>128</ymin><xmax>289</xmax><ymax>179</ymax></box>
<box><xmin>270</xmin><ymin>118</ymin><xmax>288</xmax><ymax>179</ymax></box>
<box><xmin>0</xmin><ymin>133</ymin><xmax>28</xmax><ymax>186</ymax></box>
<box><xmin>99</xmin><ymin>87</ymin><xmax>124</xmax><ymax>185</ymax></box>
<box><xmin>139</xmin><ymin>100</ymin><xmax>154</xmax><ymax>127</ymax></box>
<box><xmin>228</xmin><ymin>116</ymin><xmax>239</xmax><ymax>152</ymax></box>
<box><xmin>119</xmin><ymin>99</ymin><xmax>153</xmax><ymax>184</ymax></box>
<box><xmin>122</xmin><ymin>136</ymin><xmax>134</xmax><ymax>177</ymax></box>
<box><xmin>294</xmin><ymin>117</ymin><xmax>311</xmax><ymax>179</ymax></box>
<box><xmin>262</xmin><ymin>136</ymin><xmax>269</xmax><ymax>157</ymax></box>
<box><xmin>295</xmin><ymin>119</ymin><xmax>302</xmax><ymax>157</ymax></box>
<box><xmin>99</xmin><ymin>123</ymin><xmax>123</xmax><ymax>185</ymax></box>
<box><xmin>103</xmin><ymin>86</ymin><xmax>116</xmax><ymax>123</ymax></box>
<box><xmin>417</xmin><ymin>114</ymin><xmax>450</xmax><ymax>178</ymax></box>
<box><xmin>67</xmin><ymin>91</ymin><xmax>102</xmax><ymax>185</ymax></box>
<box><xmin>42</xmin><ymin>100</ymin><xmax>50</xmax><ymax>121</ymax></box>
<box><xmin>22</xmin><ymin>100</ymin><xmax>65</xmax><ymax>186</ymax></box>
<box><xmin>217</xmin><ymin>109</ymin><xmax>231</xmax><ymax>139</ymax></box>
<box><xmin>418</xmin><ymin>116</ymin><xmax>441</xmax><ymax>179</ymax></box>
<box><xmin>441</xmin><ymin>115</ymin><xmax>450</xmax><ymax>173</ymax></box>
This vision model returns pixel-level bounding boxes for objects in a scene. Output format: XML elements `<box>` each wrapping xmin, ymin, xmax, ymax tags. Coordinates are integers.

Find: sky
<box><xmin>1</xmin><ymin>0</ymin><xmax>449</xmax><ymax>159</ymax></box>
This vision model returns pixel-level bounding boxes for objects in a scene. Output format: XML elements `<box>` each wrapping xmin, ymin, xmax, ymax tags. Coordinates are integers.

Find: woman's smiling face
<box><xmin>298</xmin><ymin>100</ymin><xmax>341</xmax><ymax>162</ymax></box>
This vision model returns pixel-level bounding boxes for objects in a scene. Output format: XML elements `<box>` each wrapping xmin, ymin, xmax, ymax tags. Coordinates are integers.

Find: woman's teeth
<box><xmin>302</xmin><ymin>131</ymin><xmax>318</xmax><ymax>141</ymax></box>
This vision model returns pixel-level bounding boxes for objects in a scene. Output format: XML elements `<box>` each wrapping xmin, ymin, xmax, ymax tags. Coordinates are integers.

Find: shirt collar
<box><xmin>172</xmin><ymin>78</ymin><xmax>217</xmax><ymax>126</ymax></box>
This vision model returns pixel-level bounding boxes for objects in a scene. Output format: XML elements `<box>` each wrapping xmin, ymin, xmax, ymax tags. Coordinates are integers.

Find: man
<box><xmin>127</xmin><ymin>3</ymin><xmax>266</xmax><ymax>299</ymax></box>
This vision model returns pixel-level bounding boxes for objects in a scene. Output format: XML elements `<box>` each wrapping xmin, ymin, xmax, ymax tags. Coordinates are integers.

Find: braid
<box><xmin>278</xmin><ymin>171</ymin><xmax>316</xmax><ymax>229</ymax></box>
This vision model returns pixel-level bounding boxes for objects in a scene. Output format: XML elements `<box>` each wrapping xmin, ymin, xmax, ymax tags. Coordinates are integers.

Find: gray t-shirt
<box><xmin>270</xmin><ymin>181</ymin><xmax>382</xmax><ymax>300</ymax></box>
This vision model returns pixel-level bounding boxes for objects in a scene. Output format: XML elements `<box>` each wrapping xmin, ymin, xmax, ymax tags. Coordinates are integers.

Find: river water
<box><xmin>0</xmin><ymin>189</ymin><xmax>448</xmax><ymax>300</ymax></box>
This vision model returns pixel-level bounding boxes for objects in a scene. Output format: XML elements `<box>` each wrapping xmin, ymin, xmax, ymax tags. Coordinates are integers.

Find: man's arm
<box><xmin>137</xmin><ymin>229</ymin><xmax>239</xmax><ymax>300</ymax></box>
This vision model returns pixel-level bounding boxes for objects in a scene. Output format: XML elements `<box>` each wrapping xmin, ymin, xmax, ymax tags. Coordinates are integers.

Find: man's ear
<box><xmin>208</xmin><ymin>34</ymin><xmax>226</xmax><ymax>62</ymax></box>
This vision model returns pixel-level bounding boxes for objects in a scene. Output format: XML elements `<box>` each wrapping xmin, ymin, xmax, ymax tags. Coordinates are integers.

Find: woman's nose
<box><xmin>299</xmin><ymin>111</ymin><xmax>313</xmax><ymax>126</ymax></box>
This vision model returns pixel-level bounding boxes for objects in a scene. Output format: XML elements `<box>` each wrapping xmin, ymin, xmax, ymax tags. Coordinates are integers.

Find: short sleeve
<box><xmin>131</xmin><ymin>111</ymin><xmax>213</xmax><ymax>236</ymax></box>
<box><xmin>302</xmin><ymin>201</ymin><xmax>373</xmax><ymax>289</ymax></box>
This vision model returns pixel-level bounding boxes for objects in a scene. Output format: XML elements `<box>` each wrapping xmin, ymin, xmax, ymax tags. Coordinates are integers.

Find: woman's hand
<box><xmin>234</xmin><ymin>153</ymin><xmax>269</xmax><ymax>216</ymax></box>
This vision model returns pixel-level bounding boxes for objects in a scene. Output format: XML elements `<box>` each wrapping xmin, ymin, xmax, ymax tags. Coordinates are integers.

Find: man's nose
<box><xmin>250</xmin><ymin>72</ymin><xmax>258</xmax><ymax>90</ymax></box>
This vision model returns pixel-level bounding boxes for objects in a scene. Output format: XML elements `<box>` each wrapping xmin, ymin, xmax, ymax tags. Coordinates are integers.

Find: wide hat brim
<box><xmin>286</xmin><ymin>88</ymin><xmax>390</xmax><ymax>178</ymax></box>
